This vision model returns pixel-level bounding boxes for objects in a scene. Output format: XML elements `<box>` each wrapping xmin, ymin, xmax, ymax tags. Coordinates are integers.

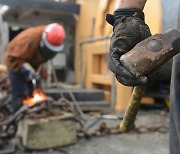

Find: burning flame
<box><xmin>23</xmin><ymin>89</ymin><xmax>47</xmax><ymax>106</ymax></box>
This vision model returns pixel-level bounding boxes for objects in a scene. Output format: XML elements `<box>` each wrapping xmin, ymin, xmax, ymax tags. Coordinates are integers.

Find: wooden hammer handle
<box><xmin>120</xmin><ymin>86</ymin><xmax>146</xmax><ymax>132</ymax></box>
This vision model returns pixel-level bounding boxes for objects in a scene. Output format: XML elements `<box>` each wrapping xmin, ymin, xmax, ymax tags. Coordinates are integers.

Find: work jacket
<box><xmin>5</xmin><ymin>25</ymin><xmax>46</xmax><ymax>72</ymax></box>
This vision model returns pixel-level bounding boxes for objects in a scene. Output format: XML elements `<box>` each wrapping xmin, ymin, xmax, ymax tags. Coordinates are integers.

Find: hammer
<box><xmin>119</xmin><ymin>29</ymin><xmax>180</xmax><ymax>132</ymax></box>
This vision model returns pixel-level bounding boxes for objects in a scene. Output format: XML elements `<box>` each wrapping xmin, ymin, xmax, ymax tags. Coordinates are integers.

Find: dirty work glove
<box><xmin>20</xmin><ymin>63</ymin><xmax>40</xmax><ymax>81</ymax></box>
<box><xmin>106</xmin><ymin>8</ymin><xmax>152</xmax><ymax>86</ymax></box>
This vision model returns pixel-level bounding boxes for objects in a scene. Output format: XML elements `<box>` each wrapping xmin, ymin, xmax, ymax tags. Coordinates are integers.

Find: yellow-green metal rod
<box><xmin>120</xmin><ymin>86</ymin><xmax>146</xmax><ymax>132</ymax></box>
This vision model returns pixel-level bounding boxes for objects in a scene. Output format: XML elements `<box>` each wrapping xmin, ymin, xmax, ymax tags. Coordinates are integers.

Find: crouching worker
<box><xmin>4</xmin><ymin>23</ymin><xmax>65</xmax><ymax>113</ymax></box>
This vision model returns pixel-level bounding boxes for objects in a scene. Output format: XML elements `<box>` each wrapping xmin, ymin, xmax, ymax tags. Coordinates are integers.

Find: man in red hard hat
<box><xmin>5</xmin><ymin>23</ymin><xmax>65</xmax><ymax>113</ymax></box>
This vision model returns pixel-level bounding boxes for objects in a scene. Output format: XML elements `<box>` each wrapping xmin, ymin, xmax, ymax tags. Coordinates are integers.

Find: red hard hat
<box><xmin>45</xmin><ymin>23</ymin><xmax>65</xmax><ymax>46</ymax></box>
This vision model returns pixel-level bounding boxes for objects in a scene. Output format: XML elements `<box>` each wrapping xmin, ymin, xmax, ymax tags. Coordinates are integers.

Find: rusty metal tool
<box><xmin>119</xmin><ymin>29</ymin><xmax>180</xmax><ymax>132</ymax></box>
<box><xmin>120</xmin><ymin>29</ymin><xmax>180</xmax><ymax>78</ymax></box>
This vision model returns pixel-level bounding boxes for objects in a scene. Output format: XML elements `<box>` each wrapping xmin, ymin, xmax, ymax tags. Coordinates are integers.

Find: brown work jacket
<box><xmin>5</xmin><ymin>25</ymin><xmax>46</xmax><ymax>72</ymax></box>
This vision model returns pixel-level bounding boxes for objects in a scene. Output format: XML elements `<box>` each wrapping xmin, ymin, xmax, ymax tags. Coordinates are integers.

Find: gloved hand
<box><xmin>106</xmin><ymin>8</ymin><xmax>152</xmax><ymax>86</ymax></box>
<box><xmin>20</xmin><ymin>63</ymin><xmax>40</xmax><ymax>81</ymax></box>
<box><xmin>146</xmin><ymin>59</ymin><xmax>172</xmax><ymax>84</ymax></box>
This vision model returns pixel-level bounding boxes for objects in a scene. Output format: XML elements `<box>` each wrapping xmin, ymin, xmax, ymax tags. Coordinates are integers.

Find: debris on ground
<box><xmin>0</xmin><ymin>72</ymin><xmax>169</xmax><ymax>153</ymax></box>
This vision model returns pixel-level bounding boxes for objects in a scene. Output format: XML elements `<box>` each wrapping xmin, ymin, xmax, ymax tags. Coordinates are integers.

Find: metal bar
<box><xmin>110</xmin><ymin>75</ymin><xmax>116</xmax><ymax>112</ymax></box>
<box><xmin>0</xmin><ymin>0</ymin><xmax>80</xmax><ymax>15</ymax></box>
<box><xmin>50</xmin><ymin>60</ymin><xmax>64</xmax><ymax>98</ymax></box>
<box><xmin>80</xmin><ymin>35</ymin><xmax>111</xmax><ymax>46</ymax></box>
<box><xmin>79</xmin><ymin>35</ymin><xmax>111</xmax><ymax>88</ymax></box>
<box><xmin>0</xmin><ymin>15</ymin><xmax>9</xmax><ymax>64</ymax></box>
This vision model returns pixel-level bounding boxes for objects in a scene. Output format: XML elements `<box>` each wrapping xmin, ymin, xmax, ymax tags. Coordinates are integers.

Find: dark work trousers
<box><xmin>170</xmin><ymin>53</ymin><xmax>180</xmax><ymax>154</ymax></box>
<box><xmin>8</xmin><ymin>70</ymin><xmax>31</xmax><ymax>113</ymax></box>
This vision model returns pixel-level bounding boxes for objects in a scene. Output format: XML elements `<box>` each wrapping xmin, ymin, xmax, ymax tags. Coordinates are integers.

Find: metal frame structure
<box><xmin>78</xmin><ymin>35</ymin><xmax>117</xmax><ymax>112</ymax></box>
<box><xmin>79</xmin><ymin>35</ymin><xmax>111</xmax><ymax>88</ymax></box>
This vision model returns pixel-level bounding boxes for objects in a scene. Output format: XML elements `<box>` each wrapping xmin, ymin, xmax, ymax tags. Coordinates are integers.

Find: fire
<box><xmin>23</xmin><ymin>89</ymin><xmax>47</xmax><ymax>106</ymax></box>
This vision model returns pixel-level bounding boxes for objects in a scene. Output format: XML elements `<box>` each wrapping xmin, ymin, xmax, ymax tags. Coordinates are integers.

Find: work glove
<box><xmin>20</xmin><ymin>63</ymin><xmax>40</xmax><ymax>81</ymax></box>
<box><xmin>106</xmin><ymin>8</ymin><xmax>152</xmax><ymax>86</ymax></box>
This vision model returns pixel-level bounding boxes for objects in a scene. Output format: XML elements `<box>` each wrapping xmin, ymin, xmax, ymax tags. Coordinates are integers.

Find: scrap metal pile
<box><xmin>0</xmin><ymin>72</ymin><xmax>12</xmax><ymax>149</ymax></box>
<box><xmin>0</xmin><ymin>72</ymin><xmax>10</xmax><ymax>104</ymax></box>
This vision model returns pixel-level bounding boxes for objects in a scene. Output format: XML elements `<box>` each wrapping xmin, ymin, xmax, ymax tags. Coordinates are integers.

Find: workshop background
<box><xmin>0</xmin><ymin>0</ymin><xmax>179</xmax><ymax>154</ymax></box>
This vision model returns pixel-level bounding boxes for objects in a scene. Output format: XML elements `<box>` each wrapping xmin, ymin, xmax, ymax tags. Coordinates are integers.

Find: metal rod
<box><xmin>110</xmin><ymin>75</ymin><xmax>116</xmax><ymax>112</ymax></box>
<box><xmin>50</xmin><ymin>60</ymin><xmax>64</xmax><ymax>98</ymax></box>
<box><xmin>80</xmin><ymin>35</ymin><xmax>111</xmax><ymax>45</ymax></box>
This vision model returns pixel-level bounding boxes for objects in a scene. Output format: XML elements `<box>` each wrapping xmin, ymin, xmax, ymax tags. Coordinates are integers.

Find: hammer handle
<box><xmin>120</xmin><ymin>86</ymin><xmax>146</xmax><ymax>132</ymax></box>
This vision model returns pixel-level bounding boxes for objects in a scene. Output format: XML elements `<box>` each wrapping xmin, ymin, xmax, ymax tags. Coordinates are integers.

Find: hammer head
<box><xmin>120</xmin><ymin>29</ymin><xmax>180</xmax><ymax>78</ymax></box>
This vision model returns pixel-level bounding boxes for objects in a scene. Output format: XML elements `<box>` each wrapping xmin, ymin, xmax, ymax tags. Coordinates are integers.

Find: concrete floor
<box><xmin>62</xmin><ymin>110</ymin><xmax>169</xmax><ymax>154</ymax></box>
<box><xmin>23</xmin><ymin>110</ymin><xmax>169</xmax><ymax>154</ymax></box>
<box><xmin>63</xmin><ymin>132</ymin><xmax>168</xmax><ymax>154</ymax></box>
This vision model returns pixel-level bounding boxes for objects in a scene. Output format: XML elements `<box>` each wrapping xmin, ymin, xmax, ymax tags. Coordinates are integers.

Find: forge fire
<box><xmin>23</xmin><ymin>89</ymin><xmax>47</xmax><ymax>106</ymax></box>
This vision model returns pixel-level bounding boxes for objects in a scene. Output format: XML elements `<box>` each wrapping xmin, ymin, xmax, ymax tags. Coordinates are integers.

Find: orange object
<box><xmin>45</xmin><ymin>23</ymin><xmax>65</xmax><ymax>46</ymax></box>
<box><xmin>23</xmin><ymin>89</ymin><xmax>47</xmax><ymax>107</ymax></box>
